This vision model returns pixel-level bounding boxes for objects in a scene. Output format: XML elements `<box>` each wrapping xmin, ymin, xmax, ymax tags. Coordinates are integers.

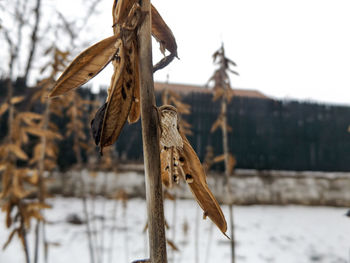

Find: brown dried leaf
<box><xmin>151</xmin><ymin>5</ymin><xmax>178</xmax><ymax>72</ymax></box>
<box><xmin>8</xmin><ymin>144</ymin><xmax>28</xmax><ymax>160</ymax></box>
<box><xmin>143</xmin><ymin>222</ymin><xmax>148</xmax><ymax>233</ymax></box>
<box><xmin>163</xmin><ymin>190</ymin><xmax>175</xmax><ymax>201</ymax></box>
<box><xmin>18</xmin><ymin>112</ymin><xmax>43</xmax><ymax>122</ymax></box>
<box><xmin>0</xmin><ymin>163</ymin><xmax>6</xmax><ymax>172</ymax></box>
<box><xmin>25</xmin><ymin>127</ymin><xmax>62</xmax><ymax>140</ymax></box>
<box><xmin>100</xmin><ymin>44</ymin><xmax>134</xmax><ymax>149</ymax></box>
<box><xmin>44</xmin><ymin>159</ymin><xmax>57</xmax><ymax>170</ymax></box>
<box><xmin>151</xmin><ymin>5</ymin><xmax>177</xmax><ymax>56</ymax></box>
<box><xmin>12</xmin><ymin>175</ymin><xmax>30</xmax><ymax>199</ymax></box>
<box><xmin>178</xmin><ymin>132</ymin><xmax>227</xmax><ymax>235</ymax></box>
<box><xmin>25</xmin><ymin>171</ymin><xmax>39</xmax><ymax>185</ymax></box>
<box><xmin>227</xmin><ymin>154</ymin><xmax>236</xmax><ymax>175</ymax></box>
<box><xmin>10</xmin><ymin>96</ymin><xmax>25</xmax><ymax>104</ymax></box>
<box><xmin>113</xmin><ymin>0</ymin><xmax>135</xmax><ymax>25</ymax></box>
<box><xmin>91</xmin><ymin>102</ymin><xmax>107</xmax><ymax>145</ymax></box>
<box><xmin>210</xmin><ymin>118</ymin><xmax>223</xmax><ymax>133</ymax></box>
<box><xmin>24</xmin><ymin>127</ymin><xmax>46</xmax><ymax>138</ymax></box>
<box><xmin>27</xmin><ymin>202</ymin><xmax>52</xmax><ymax>211</ymax></box>
<box><xmin>0</xmin><ymin>103</ymin><xmax>9</xmax><ymax>116</ymax></box>
<box><xmin>171</xmin><ymin>99</ymin><xmax>191</xmax><ymax>115</ymax></box>
<box><xmin>3</xmin><ymin>228</ymin><xmax>20</xmax><ymax>250</ymax></box>
<box><xmin>49</xmin><ymin>35</ymin><xmax>121</xmax><ymax>98</ymax></box>
<box><xmin>166</xmin><ymin>239</ymin><xmax>179</xmax><ymax>252</ymax></box>
<box><xmin>213</xmin><ymin>154</ymin><xmax>225</xmax><ymax>163</ymax></box>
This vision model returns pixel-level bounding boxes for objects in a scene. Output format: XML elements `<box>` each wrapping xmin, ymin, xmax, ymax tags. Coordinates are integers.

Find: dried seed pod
<box><xmin>99</xmin><ymin>44</ymin><xmax>134</xmax><ymax>148</ymax></box>
<box><xmin>159</xmin><ymin>105</ymin><xmax>183</xmax><ymax>149</ymax></box>
<box><xmin>178</xmin><ymin>133</ymin><xmax>227</xmax><ymax>235</ymax></box>
<box><xmin>158</xmin><ymin>104</ymin><xmax>227</xmax><ymax>236</ymax></box>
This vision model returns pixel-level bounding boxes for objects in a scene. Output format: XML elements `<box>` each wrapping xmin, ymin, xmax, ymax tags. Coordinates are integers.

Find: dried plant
<box><xmin>0</xmin><ymin>107</ymin><xmax>57</xmax><ymax>262</ymax></box>
<box><xmin>44</xmin><ymin>1</ymin><xmax>228</xmax><ymax>261</ymax></box>
<box><xmin>47</xmin><ymin>1</ymin><xmax>177</xmax><ymax>261</ymax></box>
<box><xmin>49</xmin><ymin>0</ymin><xmax>177</xmax><ymax>154</ymax></box>
<box><xmin>159</xmin><ymin>105</ymin><xmax>227</xmax><ymax>236</ymax></box>
<box><xmin>208</xmin><ymin>44</ymin><xmax>239</xmax><ymax>263</ymax></box>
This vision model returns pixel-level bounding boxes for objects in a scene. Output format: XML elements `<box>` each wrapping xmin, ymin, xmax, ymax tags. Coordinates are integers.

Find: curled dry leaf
<box><xmin>49</xmin><ymin>35</ymin><xmax>121</xmax><ymax>98</ymax></box>
<box><xmin>151</xmin><ymin>5</ymin><xmax>178</xmax><ymax>72</ymax></box>
<box><xmin>178</xmin><ymin>133</ymin><xmax>227</xmax><ymax>235</ymax></box>
<box><xmin>99</xmin><ymin>43</ymin><xmax>134</xmax><ymax>148</ymax></box>
<box><xmin>91</xmin><ymin>102</ymin><xmax>107</xmax><ymax>145</ymax></box>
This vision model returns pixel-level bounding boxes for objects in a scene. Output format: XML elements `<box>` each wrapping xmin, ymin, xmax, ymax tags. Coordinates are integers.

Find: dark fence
<box><xmin>2</xmin><ymin>79</ymin><xmax>350</xmax><ymax>172</ymax></box>
<box><xmin>116</xmin><ymin>92</ymin><xmax>350</xmax><ymax>172</ymax></box>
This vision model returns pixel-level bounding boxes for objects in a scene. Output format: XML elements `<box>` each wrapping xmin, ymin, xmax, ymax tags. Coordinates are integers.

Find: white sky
<box><xmin>50</xmin><ymin>0</ymin><xmax>350</xmax><ymax>104</ymax></box>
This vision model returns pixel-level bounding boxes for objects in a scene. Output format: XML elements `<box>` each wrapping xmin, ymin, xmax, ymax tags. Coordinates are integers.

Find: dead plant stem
<box><xmin>137</xmin><ymin>0</ymin><xmax>168</xmax><ymax>261</ymax></box>
<box><xmin>221</xmin><ymin>99</ymin><xmax>235</xmax><ymax>263</ymax></box>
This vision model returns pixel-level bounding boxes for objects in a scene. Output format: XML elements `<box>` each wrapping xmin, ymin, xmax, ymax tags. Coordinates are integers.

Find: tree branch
<box><xmin>23</xmin><ymin>0</ymin><xmax>42</xmax><ymax>83</ymax></box>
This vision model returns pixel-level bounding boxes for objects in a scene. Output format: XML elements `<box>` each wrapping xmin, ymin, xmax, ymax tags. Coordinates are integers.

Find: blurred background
<box><xmin>1</xmin><ymin>0</ymin><xmax>350</xmax><ymax>263</ymax></box>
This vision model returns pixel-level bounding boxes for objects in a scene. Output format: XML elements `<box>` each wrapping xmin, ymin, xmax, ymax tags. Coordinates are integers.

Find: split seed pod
<box><xmin>159</xmin><ymin>105</ymin><xmax>227</xmax><ymax>235</ymax></box>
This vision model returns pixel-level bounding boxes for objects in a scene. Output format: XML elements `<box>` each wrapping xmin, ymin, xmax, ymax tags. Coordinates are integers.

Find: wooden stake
<box><xmin>137</xmin><ymin>0</ymin><xmax>168</xmax><ymax>262</ymax></box>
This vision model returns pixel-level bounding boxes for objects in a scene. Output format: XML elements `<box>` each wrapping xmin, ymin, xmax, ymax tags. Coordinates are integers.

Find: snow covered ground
<box><xmin>1</xmin><ymin>197</ymin><xmax>350</xmax><ymax>263</ymax></box>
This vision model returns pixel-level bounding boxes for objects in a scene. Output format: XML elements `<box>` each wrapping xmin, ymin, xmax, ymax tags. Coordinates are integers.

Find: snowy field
<box><xmin>1</xmin><ymin>197</ymin><xmax>350</xmax><ymax>263</ymax></box>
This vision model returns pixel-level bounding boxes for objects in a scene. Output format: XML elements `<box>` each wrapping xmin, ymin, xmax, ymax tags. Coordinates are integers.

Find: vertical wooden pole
<box><xmin>137</xmin><ymin>0</ymin><xmax>168</xmax><ymax>262</ymax></box>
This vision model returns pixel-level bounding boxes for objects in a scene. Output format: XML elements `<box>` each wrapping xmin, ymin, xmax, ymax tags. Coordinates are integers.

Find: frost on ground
<box><xmin>1</xmin><ymin>197</ymin><xmax>349</xmax><ymax>263</ymax></box>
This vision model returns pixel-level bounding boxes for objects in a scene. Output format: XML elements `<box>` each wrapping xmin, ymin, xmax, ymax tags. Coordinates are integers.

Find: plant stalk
<box><xmin>221</xmin><ymin>99</ymin><xmax>235</xmax><ymax>263</ymax></box>
<box><xmin>137</xmin><ymin>0</ymin><xmax>168</xmax><ymax>261</ymax></box>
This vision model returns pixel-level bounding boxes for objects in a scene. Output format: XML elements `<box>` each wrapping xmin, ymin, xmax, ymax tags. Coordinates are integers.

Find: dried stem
<box><xmin>98</xmin><ymin>174</ymin><xmax>108</xmax><ymax>263</ymax></box>
<box><xmin>108</xmin><ymin>198</ymin><xmax>119</xmax><ymax>263</ymax></box>
<box><xmin>34</xmin><ymin>95</ymin><xmax>51</xmax><ymax>263</ymax></box>
<box><xmin>137</xmin><ymin>0</ymin><xmax>168</xmax><ymax>262</ymax></box>
<box><xmin>221</xmin><ymin>85</ymin><xmax>235</xmax><ymax>263</ymax></box>
<box><xmin>194</xmin><ymin>206</ymin><xmax>200</xmax><ymax>263</ymax></box>
<box><xmin>170</xmin><ymin>190</ymin><xmax>177</xmax><ymax>263</ymax></box>
<box><xmin>80</xmin><ymin>175</ymin><xmax>95</xmax><ymax>263</ymax></box>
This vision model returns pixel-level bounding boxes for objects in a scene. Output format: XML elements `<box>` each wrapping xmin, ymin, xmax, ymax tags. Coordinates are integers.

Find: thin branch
<box><xmin>23</xmin><ymin>0</ymin><xmax>42</xmax><ymax>83</ymax></box>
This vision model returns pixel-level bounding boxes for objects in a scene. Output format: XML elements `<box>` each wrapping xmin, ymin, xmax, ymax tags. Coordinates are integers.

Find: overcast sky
<box><xmin>53</xmin><ymin>0</ymin><xmax>350</xmax><ymax>105</ymax></box>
